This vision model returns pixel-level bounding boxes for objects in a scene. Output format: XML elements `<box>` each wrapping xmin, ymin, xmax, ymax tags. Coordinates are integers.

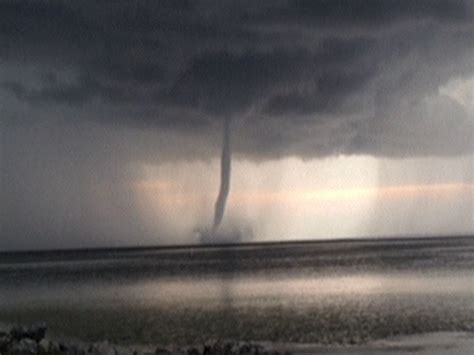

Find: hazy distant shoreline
<box><xmin>1</xmin><ymin>234</ymin><xmax>472</xmax><ymax>255</ymax></box>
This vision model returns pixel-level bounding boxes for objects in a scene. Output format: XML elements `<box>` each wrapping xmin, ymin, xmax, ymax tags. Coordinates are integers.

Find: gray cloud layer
<box><xmin>1</xmin><ymin>0</ymin><xmax>473</xmax><ymax>159</ymax></box>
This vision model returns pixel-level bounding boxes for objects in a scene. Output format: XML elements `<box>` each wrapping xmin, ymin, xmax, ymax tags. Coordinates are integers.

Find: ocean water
<box><xmin>0</xmin><ymin>236</ymin><xmax>473</xmax><ymax>345</ymax></box>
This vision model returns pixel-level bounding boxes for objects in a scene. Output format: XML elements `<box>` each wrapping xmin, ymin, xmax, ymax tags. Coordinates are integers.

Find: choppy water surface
<box><xmin>1</xmin><ymin>237</ymin><xmax>473</xmax><ymax>345</ymax></box>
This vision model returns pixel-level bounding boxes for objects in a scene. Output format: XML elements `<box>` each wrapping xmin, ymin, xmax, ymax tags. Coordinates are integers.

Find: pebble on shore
<box><xmin>0</xmin><ymin>324</ymin><xmax>290</xmax><ymax>355</ymax></box>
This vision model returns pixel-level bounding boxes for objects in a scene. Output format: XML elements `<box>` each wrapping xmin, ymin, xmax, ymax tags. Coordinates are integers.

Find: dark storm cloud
<box><xmin>254</xmin><ymin>0</ymin><xmax>472</xmax><ymax>27</ymax></box>
<box><xmin>1</xmin><ymin>0</ymin><xmax>473</xmax><ymax>158</ymax></box>
<box><xmin>166</xmin><ymin>49</ymin><xmax>311</xmax><ymax>114</ymax></box>
<box><xmin>2</xmin><ymin>73</ymin><xmax>134</xmax><ymax>105</ymax></box>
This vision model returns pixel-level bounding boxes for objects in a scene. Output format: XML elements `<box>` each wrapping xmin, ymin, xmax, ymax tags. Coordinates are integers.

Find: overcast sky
<box><xmin>1</xmin><ymin>0</ymin><xmax>473</xmax><ymax>250</ymax></box>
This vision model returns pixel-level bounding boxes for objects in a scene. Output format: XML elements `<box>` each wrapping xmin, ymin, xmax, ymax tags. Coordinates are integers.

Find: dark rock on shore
<box><xmin>0</xmin><ymin>331</ymin><xmax>12</xmax><ymax>353</ymax></box>
<box><xmin>10</xmin><ymin>324</ymin><xmax>47</xmax><ymax>343</ymax></box>
<box><xmin>8</xmin><ymin>338</ymin><xmax>38</xmax><ymax>354</ymax></box>
<box><xmin>168</xmin><ymin>340</ymin><xmax>286</xmax><ymax>355</ymax></box>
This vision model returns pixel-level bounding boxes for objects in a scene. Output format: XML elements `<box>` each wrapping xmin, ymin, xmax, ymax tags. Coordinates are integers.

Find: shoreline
<box><xmin>2</xmin><ymin>322</ymin><xmax>474</xmax><ymax>355</ymax></box>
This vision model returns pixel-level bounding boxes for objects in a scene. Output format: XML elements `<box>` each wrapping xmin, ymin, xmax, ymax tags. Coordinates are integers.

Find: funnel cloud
<box><xmin>212</xmin><ymin>119</ymin><xmax>232</xmax><ymax>236</ymax></box>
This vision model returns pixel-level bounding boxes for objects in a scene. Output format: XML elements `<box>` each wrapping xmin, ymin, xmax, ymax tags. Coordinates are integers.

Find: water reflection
<box><xmin>128</xmin><ymin>271</ymin><xmax>474</xmax><ymax>307</ymax></box>
<box><xmin>2</xmin><ymin>270</ymin><xmax>473</xmax><ymax>309</ymax></box>
<box><xmin>1</xmin><ymin>238</ymin><xmax>474</xmax><ymax>344</ymax></box>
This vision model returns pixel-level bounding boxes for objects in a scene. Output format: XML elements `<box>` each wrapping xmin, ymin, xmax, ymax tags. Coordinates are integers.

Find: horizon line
<box><xmin>1</xmin><ymin>233</ymin><xmax>473</xmax><ymax>255</ymax></box>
